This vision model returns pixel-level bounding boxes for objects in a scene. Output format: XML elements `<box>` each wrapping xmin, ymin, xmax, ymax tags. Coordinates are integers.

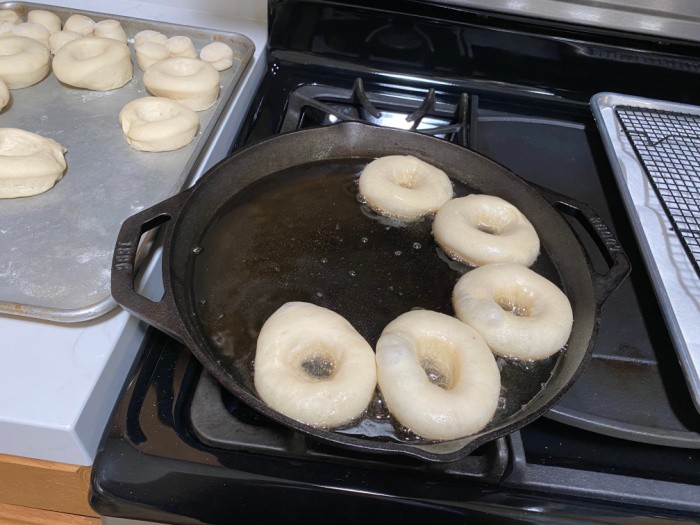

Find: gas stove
<box><xmin>91</xmin><ymin>1</ymin><xmax>700</xmax><ymax>522</ymax></box>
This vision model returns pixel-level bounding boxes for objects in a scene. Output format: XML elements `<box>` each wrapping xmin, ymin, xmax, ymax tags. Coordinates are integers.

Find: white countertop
<box><xmin>0</xmin><ymin>0</ymin><xmax>267</xmax><ymax>466</ymax></box>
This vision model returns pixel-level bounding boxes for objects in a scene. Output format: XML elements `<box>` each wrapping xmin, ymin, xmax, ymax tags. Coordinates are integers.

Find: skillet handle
<box><xmin>111</xmin><ymin>190</ymin><xmax>192</xmax><ymax>343</ymax></box>
<box><xmin>535</xmin><ymin>185</ymin><xmax>631</xmax><ymax>306</ymax></box>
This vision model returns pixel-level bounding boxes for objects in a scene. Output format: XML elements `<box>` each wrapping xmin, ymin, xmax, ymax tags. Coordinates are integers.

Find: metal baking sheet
<box><xmin>590</xmin><ymin>93</ymin><xmax>700</xmax><ymax>413</ymax></box>
<box><xmin>0</xmin><ymin>2</ymin><xmax>254</xmax><ymax>322</ymax></box>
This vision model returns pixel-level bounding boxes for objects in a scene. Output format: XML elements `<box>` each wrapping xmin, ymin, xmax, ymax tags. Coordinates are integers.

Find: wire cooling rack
<box><xmin>615</xmin><ymin>106</ymin><xmax>700</xmax><ymax>280</ymax></box>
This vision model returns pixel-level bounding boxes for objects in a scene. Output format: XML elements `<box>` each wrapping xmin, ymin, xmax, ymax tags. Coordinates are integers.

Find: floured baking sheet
<box><xmin>0</xmin><ymin>2</ymin><xmax>254</xmax><ymax>322</ymax></box>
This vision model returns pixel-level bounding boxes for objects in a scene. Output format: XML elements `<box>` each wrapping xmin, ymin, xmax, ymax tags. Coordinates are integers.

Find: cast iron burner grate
<box><xmin>615</xmin><ymin>106</ymin><xmax>700</xmax><ymax>280</ymax></box>
<box><xmin>281</xmin><ymin>78</ymin><xmax>475</xmax><ymax>148</ymax></box>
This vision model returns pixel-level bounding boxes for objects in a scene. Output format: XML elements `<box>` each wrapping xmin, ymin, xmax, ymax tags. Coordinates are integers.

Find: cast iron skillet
<box><xmin>112</xmin><ymin>122</ymin><xmax>629</xmax><ymax>462</ymax></box>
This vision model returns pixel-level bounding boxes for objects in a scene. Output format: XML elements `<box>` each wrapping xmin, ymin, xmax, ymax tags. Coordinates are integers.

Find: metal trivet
<box><xmin>615</xmin><ymin>106</ymin><xmax>700</xmax><ymax>280</ymax></box>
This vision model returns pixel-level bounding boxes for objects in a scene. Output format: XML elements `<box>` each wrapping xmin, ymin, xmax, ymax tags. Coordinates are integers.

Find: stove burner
<box><xmin>189</xmin><ymin>371</ymin><xmax>510</xmax><ymax>482</ymax></box>
<box><xmin>281</xmin><ymin>77</ymin><xmax>474</xmax><ymax>147</ymax></box>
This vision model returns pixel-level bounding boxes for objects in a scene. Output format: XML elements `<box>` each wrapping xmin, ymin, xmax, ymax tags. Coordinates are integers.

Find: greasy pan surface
<box><xmin>123</xmin><ymin>123</ymin><xmax>602</xmax><ymax>462</ymax></box>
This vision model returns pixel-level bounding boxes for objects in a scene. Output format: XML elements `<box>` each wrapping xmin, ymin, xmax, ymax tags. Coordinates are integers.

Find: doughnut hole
<box><xmin>134</xmin><ymin>98</ymin><xmax>181</xmax><ymax>123</ymax></box>
<box><xmin>416</xmin><ymin>337</ymin><xmax>460</xmax><ymax>390</ymax></box>
<box><xmin>492</xmin><ymin>284</ymin><xmax>541</xmax><ymax>318</ymax></box>
<box><xmin>69</xmin><ymin>40</ymin><xmax>107</xmax><ymax>60</ymax></box>
<box><xmin>472</xmin><ymin>203</ymin><xmax>519</xmax><ymax>235</ymax></box>
<box><xmin>391</xmin><ymin>167</ymin><xmax>420</xmax><ymax>189</ymax></box>
<box><xmin>299</xmin><ymin>351</ymin><xmax>337</xmax><ymax>381</ymax></box>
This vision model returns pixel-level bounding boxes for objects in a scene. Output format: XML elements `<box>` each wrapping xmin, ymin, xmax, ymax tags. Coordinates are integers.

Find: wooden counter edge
<box><xmin>0</xmin><ymin>503</ymin><xmax>99</xmax><ymax>525</ymax></box>
<box><xmin>0</xmin><ymin>453</ymin><xmax>98</xmax><ymax>518</ymax></box>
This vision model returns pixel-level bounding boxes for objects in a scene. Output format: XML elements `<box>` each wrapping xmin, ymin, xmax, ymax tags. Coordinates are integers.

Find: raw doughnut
<box><xmin>63</xmin><ymin>14</ymin><xmax>94</xmax><ymax>37</ymax></box>
<box><xmin>0</xmin><ymin>22</ymin><xmax>14</xmax><ymax>36</ymax></box>
<box><xmin>49</xmin><ymin>30</ymin><xmax>81</xmax><ymax>54</ymax></box>
<box><xmin>135</xmin><ymin>41</ymin><xmax>169</xmax><ymax>70</ymax></box>
<box><xmin>375</xmin><ymin>310</ymin><xmax>500</xmax><ymax>441</ymax></box>
<box><xmin>254</xmin><ymin>302</ymin><xmax>377</xmax><ymax>428</ymax></box>
<box><xmin>0</xmin><ymin>128</ymin><xmax>67</xmax><ymax>198</ymax></box>
<box><xmin>119</xmin><ymin>97</ymin><xmax>199</xmax><ymax>152</ymax></box>
<box><xmin>53</xmin><ymin>36</ymin><xmax>132</xmax><ymax>91</ymax></box>
<box><xmin>11</xmin><ymin>22</ymin><xmax>50</xmax><ymax>48</ymax></box>
<box><xmin>358</xmin><ymin>155</ymin><xmax>453</xmax><ymax>221</ymax></box>
<box><xmin>453</xmin><ymin>263</ymin><xmax>573</xmax><ymax>360</ymax></box>
<box><xmin>0</xmin><ymin>10</ymin><xmax>20</xmax><ymax>25</ymax></box>
<box><xmin>164</xmin><ymin>35</ymin><xmax>196</xmax><ymax>58</ymax></box>
<box><xmin>0</xmin><ymin>36</ymin><xmax>50</xmax><ymax>89</ymax></box>
<box><xmin>93</xmin><ymin>19</ymin><xmax>127</xmax><ymax>43</ymax></box>
<box><xmin>27</xmin><ymin>10</ymin><xmax>61</xmax><ymax>34</ymax></box>
<box><xmin>0</xmin><ymin>79</ymin><xmax>8</xmax><ymax>111</ymax></box>
<box><xmin>143</xmin><ymin>57</ymin><xmax>220</xmax><ymax>111</ymax></box>
<box><xmin>133</xmin><ymin>29</ymin><xmax>167</xmax><ymax>47</ymax></box>
<box><xmin>200</xmin><ymin>41</ymin><xmax>235</xmax><ymax>71</ymax></box>
<box><xmin>433</xmin><ymin>194</ymin><xmax>540</xmax><ymax>267</ymax></box>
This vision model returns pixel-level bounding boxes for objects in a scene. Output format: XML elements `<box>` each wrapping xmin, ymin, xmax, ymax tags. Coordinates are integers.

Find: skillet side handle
<box><xmin>112</xmin><ymin>192</ymin><xmax>190</xmax><ymax>343</ymax></box>
<box><xmin>535</xmin><ymin>185</ymin><xmax>631</xmax><ymax>306</ymax></box>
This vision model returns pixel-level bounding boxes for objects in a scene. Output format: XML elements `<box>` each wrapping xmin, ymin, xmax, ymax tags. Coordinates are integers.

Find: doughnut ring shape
<box><xmin>53</xmin><ymin>36</ymin><xmax>132</xmax><ymax>91</ymax></box>
<box><xmin>375</xmin><ymin>310</ymin><xmax>500</xmax><ymax>441</ymax></box>
<box><xmin>254</xmin><ymin>302</ymin><xmax>377</xmax><ymax>429</ymax></box>
<box><xmin>143</xmin><ymin>57</ymin><xmax>220</xmax><ymax>111</ymax></box>
<box><xmin>11</xmin><ymin>22</ymin><xmax>51</xmax><ymax>48</ymax></box>
<box><xmin>433</xmin><ymin>194</ymin><xmax>540</xmax><ymax>267</ymax></box>
<box><xmin>358</xmin><ymin>155</ymin><xmax>453</xmax><ymax>221</ymax></box>
<box><xmin>119</xmin><ymin>97</ymin><xmax>199</xmax><ymax>152</ymax></box>
<box><xmin>453</xmin><ymin>263</ymin><xmax>574</xmax><ymax>360</ymax></box>
<box><xmin>0</xmin><ymin>128</ymin><xmax>67</xmax><ymax>198</ymax></box>
<box><xmin>0</xmin><ymin>36</ymin><xmax>50</xmax><ymax>88</ymax></box>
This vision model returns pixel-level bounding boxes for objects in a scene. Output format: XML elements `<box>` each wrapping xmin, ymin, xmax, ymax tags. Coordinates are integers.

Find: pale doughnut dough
<box><xmin>0</xmin><ymin>10</ymin><xmax>20</xmax><ymax>25</ymax></box>
<box><xmin>0</xmin><ymin>22</ymin><xmax>14</xmax><ymax>36</ymax></box>
<box><xmin>164</xmin><ymin>35</ymin><xmax>196</xmax><ymax>58</ymax></box>
<box><xmin>63</xmin><ymin>14</ymin><xmax>94</xmax><ymax>36</ymax></box>
<box><xmin>375</xmin><ymin>310</ymin><xmax>500</xmax><ymax>441</ymax></box>
<box><xmin>133</xmin><ymin>29</ymin><xmax>167</xmax><ymax>47</ymax></box>
<box><xmin>49</xmin><ymin>30</ymin><xmax>81</xmax><ymax>54</ymax></box>
<box><xmin>0</xmin><ymin>128</ymin><xmax>67</xmax><ymax>198</ymax></box>
<box><xmin>433</xmin><ymin>194</ymin><xmax>540</xmax><ymax>267</ymax></box>
<box><xmin>359</xmin><ymin>155</ymin><xmax>453</xmax><ymax>221</ymax></box>
<box><xmin>119</xmin><ymin>97</ymin><xmax>199</xmax><ymax>152</ymax></box>
<box><xmin>53</xmin><ymin>36</ymin><xmax>132</xmax><ymax>91</ymax></box>
<box><xmin>93</xmin><ymin>19</ymin><xmax>127</xmax><ymax>43</ymax></box>
<box><xmin>27</xmin><ymin>10</ymin><xmax>61</xmax><ymax>34</ymax></box>
<box><xmin>254</xmin><ymin>302</ymin><xmax>377</xmax><ymax>428</ymax></box>
<box><xmin>0</xmin><ymin>79</ymin><xmax>8</xmax><ymax>111</ymax></box>
<box><xmin>143</xmin><ymin>57</ymin><xmax>220</xmax><ymax>111</ymax></box>
<box><xmin>453</xmin><ymin>263</ymin><xmax>574</xmax><ymax>360</ymax></box>
<box><xmin>135</xmin><ymin>41</ymin><xmax>169</xmax><ymax>70</ymax></box>
<box><xmin>0</xmin><ymin>36</ymin><xmax>50</xmax><ymax>88</ymax></box>
<box><xmin>200</xmin><ymin>41</ymin><xmax>235</xmax><ymax>71</ymax></box>
<box><xmin>11</xmin><ymin>22</ymin><xmax>50</xmax><ymax>48</ymax></box>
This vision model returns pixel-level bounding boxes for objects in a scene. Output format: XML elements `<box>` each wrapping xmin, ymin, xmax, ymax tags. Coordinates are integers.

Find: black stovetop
<box><xmin>91</xmin><ymin>1</ymin><xmax>700</xmax><ymax>523</ymax></box>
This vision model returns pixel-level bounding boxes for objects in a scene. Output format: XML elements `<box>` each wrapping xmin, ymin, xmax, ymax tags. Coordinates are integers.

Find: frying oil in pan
<box><xmin>192</xmin><ymin>159</ymin><xmax>561</xmax><ymax>443</ymax></box>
